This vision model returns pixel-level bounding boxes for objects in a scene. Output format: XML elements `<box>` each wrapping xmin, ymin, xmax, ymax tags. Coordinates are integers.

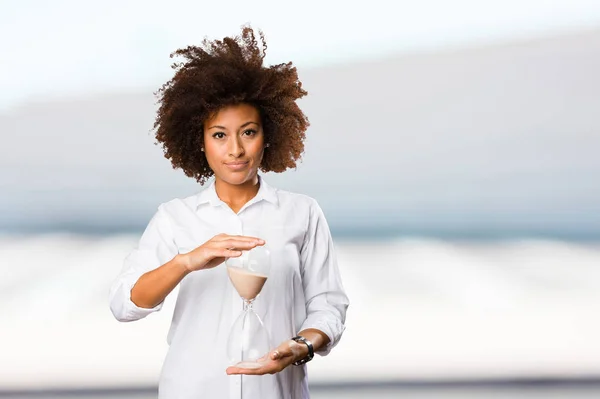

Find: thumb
<box><xmin>271</xmin><ymin>340</ymin><xmax>295</xmax><ymax>360</ymax></box>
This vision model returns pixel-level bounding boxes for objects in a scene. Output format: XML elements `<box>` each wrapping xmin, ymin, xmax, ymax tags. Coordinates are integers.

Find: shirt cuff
<box><xmin>110</xmin><ymin>279</ymin><xmax>163</xmax><ymax>322</ymax></box>
<box><xmin>126</xmin><ymin>279</ymin><xmax>164</xmax><ymax>319</ymax></box>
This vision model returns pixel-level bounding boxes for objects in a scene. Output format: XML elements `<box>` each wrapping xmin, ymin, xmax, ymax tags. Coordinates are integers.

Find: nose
<box><xmin>228</xmin><ymin>136</ymin><xmax>245</xmax><ymax>158</ymax></box>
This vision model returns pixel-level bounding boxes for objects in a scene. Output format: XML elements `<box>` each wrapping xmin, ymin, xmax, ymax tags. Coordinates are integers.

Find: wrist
<box><xmin>291</xmin><ymin>336</ymin><xmax>314</xmax><ymax>365</ymax></box>
<box><xmin>175</xmin><ymin>254</ymin><xmax>193</xmax><ymax>275</ymax></box>
<box><xmin>292</xmin><ymin>340</ymin><xmax>309</xmax><ymax>361</ymax></box>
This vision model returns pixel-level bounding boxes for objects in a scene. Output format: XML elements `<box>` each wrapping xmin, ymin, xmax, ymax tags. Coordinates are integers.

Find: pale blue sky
<box><xmin>2</xmin><ymin>0</ymin><xmax>600</xmax><ymax>110</ymax></box>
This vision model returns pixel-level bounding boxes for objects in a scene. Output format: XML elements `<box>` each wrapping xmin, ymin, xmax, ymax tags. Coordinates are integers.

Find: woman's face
<box><xmin>203</xmin><ymin>103</ymin><xmax>265</xmax><ymax>186</ymax></box>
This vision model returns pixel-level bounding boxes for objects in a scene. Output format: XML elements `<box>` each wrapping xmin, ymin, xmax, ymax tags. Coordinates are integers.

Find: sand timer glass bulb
<box><xmin>225</xmin><ymin>241</ymin><xmax>272</xmax><ymax>368</ymax></box>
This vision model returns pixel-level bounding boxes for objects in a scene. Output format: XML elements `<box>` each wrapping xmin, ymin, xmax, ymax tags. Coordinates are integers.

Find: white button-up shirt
<box><xmin>109</xmin><ymin>175</ymin><xmax>349</xmax><ymax>399</ymax></box>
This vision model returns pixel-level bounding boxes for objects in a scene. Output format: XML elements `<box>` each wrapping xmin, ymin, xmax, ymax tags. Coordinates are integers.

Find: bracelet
<box><xmin>291</xmin><ymin>335</ymin><xmax>314</xmax><ymax>366</ymax></box>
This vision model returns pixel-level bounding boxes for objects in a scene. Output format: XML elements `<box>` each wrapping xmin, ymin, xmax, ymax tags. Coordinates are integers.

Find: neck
<box><xmin>214</xmin><ymin>174</ymin><xmax>260</xmax><ymax>212</ymax></box>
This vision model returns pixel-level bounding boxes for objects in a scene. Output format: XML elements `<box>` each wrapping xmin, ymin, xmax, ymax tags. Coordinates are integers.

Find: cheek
<box><xmin>204</xmin><ymin>137</ymin><xmax>225</xmax><ymax>153</ymax></box>
<box><xmin>250</xmin><ymin>144</ymin><xmax>265</xmax><ymax>162</ymax></box>
<box><xmin>203</xmin><ymin>143</ymin><xmax>222</xmax><ymax>168</ymax></box>
<box><xmin>249</xmin><ymin>136</ymin><xmax>265</xmax><ymax>155</ymax></box>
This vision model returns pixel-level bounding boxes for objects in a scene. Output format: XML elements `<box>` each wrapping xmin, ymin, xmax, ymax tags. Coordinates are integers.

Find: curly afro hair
<box><xmin>152</xmin><ymin>26</ymin><xmax>309</xmax><ymax>185</ymax></box>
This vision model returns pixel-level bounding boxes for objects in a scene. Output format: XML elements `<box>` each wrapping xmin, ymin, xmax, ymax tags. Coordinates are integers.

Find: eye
<box><xmin>243</xmin><ymin>129</ymin><xmax>257</xmax><ymax>137</ymax></box>
<box><xmin>212</xmin><ymin>132</ymin><xmax>225</xmax><ymax>139</ymax></box>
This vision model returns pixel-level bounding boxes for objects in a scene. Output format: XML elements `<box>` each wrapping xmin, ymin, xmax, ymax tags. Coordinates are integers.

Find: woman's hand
<box><xmin>225</xmin><ymin>339</ymin><xmax>309</xmax><ymax>376</ymax></box>
<box><xmin>180</xmin><ymin>234</ymin><xmax>265</xmax><ymax>272</ymax></box>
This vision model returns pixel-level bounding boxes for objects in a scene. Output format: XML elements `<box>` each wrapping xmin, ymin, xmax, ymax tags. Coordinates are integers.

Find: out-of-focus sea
<box><xmin>1</xmin><ymin>231</ymin><xmax>600</xmax><ymax>398</ymax></box>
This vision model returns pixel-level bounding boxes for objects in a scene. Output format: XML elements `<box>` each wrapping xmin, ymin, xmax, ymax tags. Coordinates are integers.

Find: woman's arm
<box><xmin>109</xmin><ymin>207</ymin><xmax>178</xmax><ymax>322</ymax></box>
<box><xmin>131</xmin><ymin>234</ymin><xmax>265</xmax><ymax>309</ymax></box>
<box><xmin>130</xmin><ymin>254</ymin><xmax>190</xmax><ymax>308</ymax></box>
<box><xmin>110</xmin><ymin>205</ymin><xmax>264</xmax><ymax>321</ymax></box>
<box><xmin>297</xmin><ymin>328</ymin><xmax>330</xmax><ymax>354</ymax></box>
<box><xmin>296</xmin><ymin>199</ymin><xmax>349</xmax><ymax>355</ymax></box>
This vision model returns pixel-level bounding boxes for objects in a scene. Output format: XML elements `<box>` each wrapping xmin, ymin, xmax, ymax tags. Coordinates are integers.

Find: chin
<box><xmin>217</xmin><ymin>170</ymin><xmax>256</xmax><ymax>185</ymax></box>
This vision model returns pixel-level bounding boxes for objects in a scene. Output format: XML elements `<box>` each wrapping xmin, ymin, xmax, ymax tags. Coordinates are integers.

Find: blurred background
<box><xmin>1</xmin><ymin>0</ymin><xmax>600</xmax><ymax>398</ymax></box>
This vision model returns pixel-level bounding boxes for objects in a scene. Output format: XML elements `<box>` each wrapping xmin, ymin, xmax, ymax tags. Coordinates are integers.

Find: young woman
<box><xmin>109</xmin><ymin>26</ymin><xmax>349</xmax><ymax>399</ymax></box>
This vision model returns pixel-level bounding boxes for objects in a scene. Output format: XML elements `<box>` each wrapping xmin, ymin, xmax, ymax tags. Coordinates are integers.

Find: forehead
<box><xmin>205</xmin><ymin>103</ymin><xmax>260</xmax><ymax>127</ymax></box>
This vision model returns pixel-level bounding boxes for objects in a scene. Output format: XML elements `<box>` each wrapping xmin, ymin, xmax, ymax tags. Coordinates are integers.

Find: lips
<box><xmin>224</xmin><ymin>161</ymin><xmax>249</xmax><ymax>170</ymax></box>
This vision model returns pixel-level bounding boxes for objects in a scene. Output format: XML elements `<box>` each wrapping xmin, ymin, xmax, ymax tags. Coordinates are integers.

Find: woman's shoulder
<box><xmin>273</xmin><ymin>186</ymin><xmax>320</xmax><ymax>209</ymax></box>
<box><xmin>154</xmin><ymin>192</ymin><xmax>203</xmax><ymax>216</ymax></box>
<box><xmin>271</xmin><ymin>187</ymin><xmax>331</xmax><ymax>228</ymax></box>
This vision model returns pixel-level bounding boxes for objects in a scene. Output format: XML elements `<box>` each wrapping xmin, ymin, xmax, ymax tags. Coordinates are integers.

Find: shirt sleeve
<box><xmin>109</xmin><ymin>204</ymin><xmax>179</xmax><ymax>322</ymax></box>
<box><xmin>299</xmin><ymin>199</ymin><xmax>350</xmax><ymax>356</ymax></box>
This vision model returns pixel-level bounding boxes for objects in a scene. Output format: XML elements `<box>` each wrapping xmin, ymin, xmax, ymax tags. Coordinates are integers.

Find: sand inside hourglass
<box><xmin>226</xmin><ymin>267</ymin><xmax>268</xmax><ymax>300</ymax></box>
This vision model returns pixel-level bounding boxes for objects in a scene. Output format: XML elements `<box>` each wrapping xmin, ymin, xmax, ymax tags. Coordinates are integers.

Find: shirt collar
<box><xmin>195</xmin><ymin>174</ymin><xmax>278</xmax><ymax>210</ymax></box>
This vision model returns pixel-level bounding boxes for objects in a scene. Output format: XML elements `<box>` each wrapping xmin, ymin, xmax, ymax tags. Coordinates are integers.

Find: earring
<box><xmin>265</xmin><ymin>143</ymin><xmax>270</xmax><ymax>148</ymax></box>
<box><xmin>200</xmin><ymin>147</ymin><xmax>204</xmax><ymax>152</ymax></box>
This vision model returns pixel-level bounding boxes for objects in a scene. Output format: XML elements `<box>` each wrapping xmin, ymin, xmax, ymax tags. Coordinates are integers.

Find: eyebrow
<box><xmin>207</xmin><ymin>121</ymin><xmax>260</xmax><ymax>130</ymax></box>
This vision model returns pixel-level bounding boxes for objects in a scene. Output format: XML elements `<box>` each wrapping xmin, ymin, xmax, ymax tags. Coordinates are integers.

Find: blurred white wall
<box><xmin>2</xmin><ymin>0</ymin><xmax>600</xmax><ymax>109</ymax></box>
<box><xmin>1</xmin><ymin>27</ymin><xmax>600</xmax><ymax>235</ymax></box>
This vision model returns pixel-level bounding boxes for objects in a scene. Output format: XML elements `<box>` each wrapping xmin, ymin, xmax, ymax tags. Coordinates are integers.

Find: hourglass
<box><xmin>225</xmin><ymin>233</ymin><xmax>271</xmax><ymax>369</ymax></box>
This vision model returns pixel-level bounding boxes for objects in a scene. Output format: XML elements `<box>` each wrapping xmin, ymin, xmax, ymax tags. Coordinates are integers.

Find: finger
<box><xmin>230</xmin><ymin>363</ymin><xmax>285</xmax><ymax>376</ymax></box>
<box><xmin>241</xmin><ymin>235</ymin><xmax>266</xmax><ymax>244</ymax></box>
<box><xmin>212</xmin><ymin>248</ymin><xmax>242</xmax><ymax>258</ymax></box>
<box><xmin>276</xmin><ymin>341</ymin><xmax>295</xmax><ymax>358</ymax></box>
<box><xmin>226</xmin><ymin>365</ymin><xmax>268</xmax><ymax>375</ymax></box>
<box><xmin>214</xmin><ymin>235</ymin><xmax>265</xmax><ymax>244</ymax></box>
<box><xmin>219</xmin><ymin>239</ymin><xmax>265</xmax><ymax>249</ymax></box>
<box><xmin>265</xmin><ymin>347</ymin><xmax>289</xmax><ymax>363</ymax></box>
<box><xmin>239</xmin><ymin>236</ymin><xmax>266</xmax><ymax>245</ymax></box>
